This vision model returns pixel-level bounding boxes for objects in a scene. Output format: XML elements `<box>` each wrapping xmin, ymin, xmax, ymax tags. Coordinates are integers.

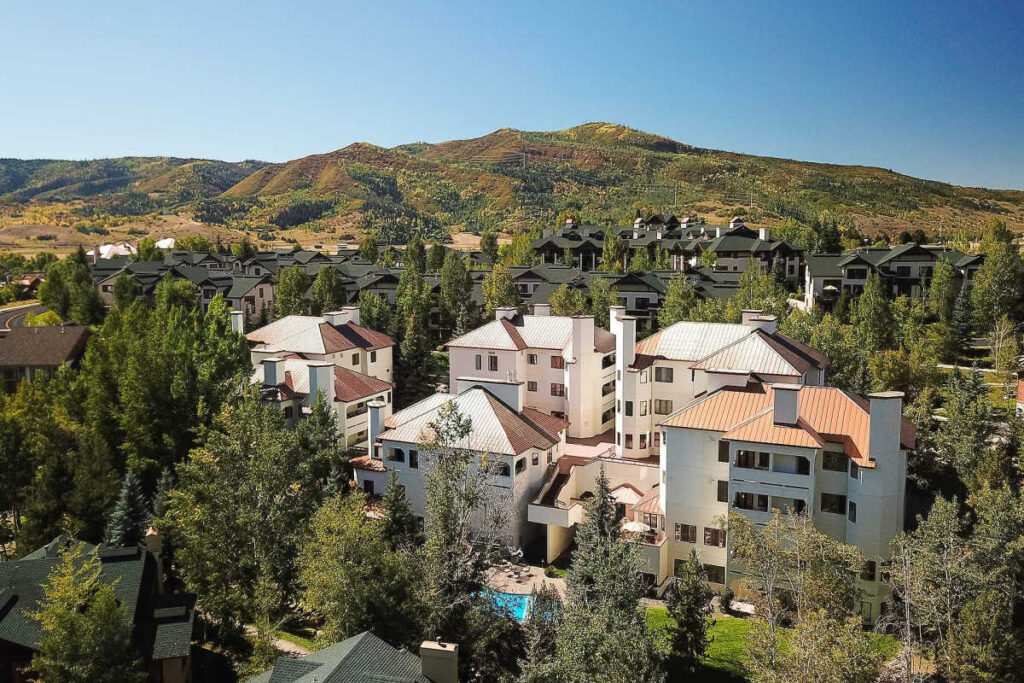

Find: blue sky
<box><xmin>1</xmin><ymin>0</ymin><xmax>1022</xmax><ymax>189</ymax></box>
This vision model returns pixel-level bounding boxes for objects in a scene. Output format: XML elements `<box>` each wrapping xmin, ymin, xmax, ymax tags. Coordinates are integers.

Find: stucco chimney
<box><xmin>495</xmin><ymin>306</ymin><xmax>517</xmax><ymax>321</ymax></box>
<box><xmin>262</xmin><ymin>357</ymin><xmax>284</xmax><ymax>386</ymax></box>
<box><xmin>750</xmin><ymin>315</ymin><xmax>777</xmax><ymax>335</ymax></box>
<box><xmin>229</xmin><ymin>310</ymin><xmax>244</xmax><ymax>334</ymax></box>
<box><xmin>741</xmin><ymin>309</ymin><xmax>764</xmax><ymax>327</ymax></box>
<box><xmin>616</xmin><ymin>314</ymin><xmax>636</xmax><ymax>370</ymax></box>
<box><xmin>772</xmin><ymin>384</ymin><xmax>801</xmax><ymax>426</ymax></box>
<box><xmin>324</xmin><ymin>306</ymin><xmax>360</xmax><ymax>327</ymax></box>
<box><xmin>532</xmin><ymin>303</ymin><xmax>551</xmax><ymax>316</ymax></box>
<box><xmin>420</xmin><ymin>641</ymin><xmax>458</xmax><ymax>683</ymax></box>
<box><xmin>571</xmin><ymin>315</ymin><xmax>595</xmax><ymax>361</ymax></box>
<box><xmin>307</xmin><ymin>362</ymin><xmax>335</xmax><ymax>404</ymax></box>
<box><xmin>92</xmin><ymin>244</ymin><xmax>100</xmax><ymax>264</ymax></box>
<box><xmin>715</xmin><ymin>226</ymin><xmax>723</xmax><ymax>238</ymax></box>
<box><xmin>867</xmin><ymin>391</ymin><xmax>904</xmax><ymax>464</ymax></box>
<box><xmin>758</xmin><ymin>227</ymin><xmax>770</xmax><ymax>241</ymax></box>
<box><xmin>368</xmin><ymin>399</ymin><xmax>386</xmax><ymax>459</ymax></box>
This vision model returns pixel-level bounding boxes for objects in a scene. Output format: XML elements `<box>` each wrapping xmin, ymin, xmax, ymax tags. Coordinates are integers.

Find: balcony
<box><xmin>346</xmin><ymin>404</ymin><xmax>368</xmax><ymax>419</ymax></box>
<box><xmin>528</xmin><ymin>501</ymin><xmax>584</xmax><ymax>528</ymax></box>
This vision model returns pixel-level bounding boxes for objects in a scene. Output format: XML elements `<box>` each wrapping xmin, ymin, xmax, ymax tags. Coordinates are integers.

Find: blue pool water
<box><xmin>481</xmin><ymin>589</ymin><xmax>533</xmax><ymax>621</ymax></box>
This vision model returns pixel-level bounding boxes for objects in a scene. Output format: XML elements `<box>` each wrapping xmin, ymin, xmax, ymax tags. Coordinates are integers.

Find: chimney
<box><xmin>715</xmin><ymin>226</ymin><xmax>723</xmax><ymax>238</ymax></box>
<box><xmin>229</xmin><ymin>310</ymin><xmax>244</xmax><ymax>334</ymax></box>
<box><xmin>750</xmin><ymin>315</ymin><xmax>777</xmax><ymax>335</ymax></box>
<box><xmin>307</xmin><ymin>362</ymin><xmax>336</xmax><ymax>405</ymax></box>
<box><xmin>262</xmin><ymin>357</ymin><xmax>284</xmax><ymax>386</ymax></box>
<box><xmin>565</xmin><ymin>218</ymin><xmax>574</xmax><ymax>228</ymax></box>
<box><xmin>571</xmin><ymin>315</ymin><xmax>595</xmax><ymax>362</ymax></box>
<box><xmin>368</xmin><ymin>399</ymin><xmax>386</xmax><ymax>459</ymax></box>
<box><xmin>616</xmin><ymin>314</ymin><xmax>636</xmax><ymax>370</ymax></box>
<box><xmin>324</xmin><ymin>306</ymin><xmax>360</xmax><ymax>327</ymax></box>
<box><xmin>145</xmin><ymin>527</ymin><xmax>164</xmax><ymax>591</ymax></box>
<box><xmin>455</xmin><ymin>376</ymin><xmax>524</xmax><ymax>412</ymax></box>
<box><xmin>495</xmin><ymin>306</ymin><xmax>517</xmax><ymax>321</ymax></box>
<box><xmin>741</xmin><ymin>309</ymin><xmax>764</xmax><ymax>327</ymax></box>
<box><xmin>420</xmin><ymin>640</ymin><xmax>458</xmax><ymax>683</ymax></box>
<box><xmin>92</xmin><ymin>244</ymin><xmax>100</xmax><ymax>264</ymax></box>
<box><xmin>867</xmin><ymin>392</ymin><xmax>904</xmax><ymax>464</ymax></box>
<box><xmin>772</xmin><ymin>384</ymin><xmax>801</xmax><ymax>426</ymax></box>
<box><xmin>532</xmin><ymin>303</ymin><xmax>551</xmax><ymax>316</ymax></box>
<box><xmin>758</xmin><ymin>227</ymin><xmax>770</xmax><ymax>241</ymax></box>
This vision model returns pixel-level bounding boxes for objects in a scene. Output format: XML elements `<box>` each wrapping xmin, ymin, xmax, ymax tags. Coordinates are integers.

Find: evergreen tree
<box><xmin>310</xmin><ymin>266</ymin><xmax>344</xmax><ymax>315</ymax></box>
<box><xmin>151</xmin><ymin>467</ymin><xmax>173</xmax><ymax>519</ymax></box>
<box><xmin>949</xmin><ymin>285</ymin><xmax>974</xmax><ymax>360</ymax></box>
<box><xmin>939</xmin><ymin>587</ymin><xmax>1021</xmax><ymax>681</ymax></box>
<box><xmin>480</xmin><ymin>229</ymin><xmax>499</xmax><ymax>266</ymax></box>
<box><xmin>665</xmin><ymin>549</ymin><xmax>713</xmax><ymax>672</ymax></box>
<box><xmin>440</xmin><ymin>249</ymin><xmax>473</xmax><ymax>335</ymax></box>
<box><xmin>814</xmin><ymin>211</ymin><xmax>844</xmax><ymax>253</ymax></box>
<box><xmin>359</xmin><ymin>233</ymin><xmax>379</xmax><ymax>262</ymax></box>
<box><xmin>275</xmin><ymin>266</ymin><xmax>311</xmax><ymax>317</ymax></box>
<box><xmin>851</xmin><ymin>271</ymin><xmax>892</xmax><ymax>353</ymax></box>
<box><xmin>628</xmin><ymin>247</ymin><xmax>653</xmax><ymax>273</ymax></box>
<box><xmin>104</xmin><ymin>471</ymin><xmax>148</xmax><ymax>547</ymax></box>
<box><xmin>29</xmin><ymin>542</ymin><xmax>146</xmax><ymax>683</ymax></box>
<box><xmin>482</xmin><ymin>263</ymin><xmax>520</xmax><ymax>318</ymax></box>
<box><xmin>549</xmin><ymin>283</ymin><xmax>587</xmax><ymax>317</ymax></box>
<box><xmin>112</xmin><ymin>273</ymin><xmax>140</xmax><ymax>310</ymax></box>
<box><xmin>426</xmin><ymin>241</ymin><xmax>447</xmax><ymax>272</ymax></box>
<box><xmin>405</xmin><ymin>233</ymin><xmax>427</xmax><ymax>273</ymax></box>
<box><xmin>658</xmin><ymin>273</ymin><xmax>697</xmax><ymax>328</ymax></box>
<box><xmin>381</xmin><ymin>471</ymin><xmax>418</xmax><ymax>549</ymax></box>
<box><xmin>358</xmin><ymin>291</ymin><xmax>392</xmax><ymax>333</ymax></box>
<box><xmin>587</xmin><ymin>277</ymin><xmax>618</xmax><ymax>329</ymax></box>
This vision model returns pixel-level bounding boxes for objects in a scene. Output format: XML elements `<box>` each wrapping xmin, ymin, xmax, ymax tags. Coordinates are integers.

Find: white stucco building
<box><xmin>612</xmin><ymin>307</ymin><xmax>828</xmax><ymax>459</ymax></box>
<box><xmin>352</xmin><ymin>377</ymin><xmax>569</xmax><ymax>548</ymax></box>
<box><xmin>245</xmin><ymin>307</ymin><xmax>395</xmax><ymax>448</ymax></box>
<box><xmin>446</xmin><ymin>305</ymin><xmax>616</xmax><ymax>439</ymax></box>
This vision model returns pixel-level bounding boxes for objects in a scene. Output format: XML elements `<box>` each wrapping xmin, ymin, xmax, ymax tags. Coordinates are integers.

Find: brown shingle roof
<box><xmin>0</xmin><ymin>325</ymin><xmax>90</xmax><ymax>367</ymax></box>
<box><xmin>521</xmin><ymin>407</ymin><xmax>570</xmax><ymax>442</ymax></box>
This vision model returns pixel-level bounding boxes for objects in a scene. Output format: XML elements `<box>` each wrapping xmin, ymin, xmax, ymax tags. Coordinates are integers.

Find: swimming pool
<box><xmin>480</xmin><ymin>589</ymin><xmax>533</xmax><ymax>622</ymax></box>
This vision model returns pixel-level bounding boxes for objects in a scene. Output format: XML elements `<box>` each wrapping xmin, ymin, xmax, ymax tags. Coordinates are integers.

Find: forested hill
<box><xmin>2</xmin><ymin>123</ymin><xmax>1022</xmax><ymax>245</ymax></box>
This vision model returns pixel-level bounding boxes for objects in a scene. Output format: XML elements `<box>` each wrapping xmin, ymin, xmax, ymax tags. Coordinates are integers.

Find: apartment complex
<box><xmin>353</xmin><ymin>378</ymin><xmax>569</xmax><ymax>548</ymax></box>
<box><xmin>446</xmin><ymin>306</ymin><xmax>616</xmax><ymax>439</ymax></box>
<box><xmin>245</xmin><ymin>308</ymin><xmax>395</xmax><ymax>448</ymax></box>
<box><xmin>656</xmin><ymin>383</ymin><xmax>913</xmax><ymax>622</ymax></box>
<box><xmin>612</xmin><ymin>307</ymin><xmax>828</xmax><ymax>459</ymax></box>
<box><xmin>803</xmin><ymin>243</ymin><xmax>985</xmax><ymax>309</ymax></box>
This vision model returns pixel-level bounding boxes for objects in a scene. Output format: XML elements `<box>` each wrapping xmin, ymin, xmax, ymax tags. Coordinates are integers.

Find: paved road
<box><xmin>0</xmin><ymin>303</ymin><xmax>48</xmax><ymax>330</ymax></box>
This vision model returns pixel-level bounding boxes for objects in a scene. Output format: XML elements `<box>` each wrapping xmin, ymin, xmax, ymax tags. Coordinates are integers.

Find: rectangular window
<box><xmin>370</xmin><ymin>350</ymin><xmax>377</xmax><ymax>363</ymax></box>
<box><xmin>718</xmin><ymin>441</ymin><xmax>730</xmax><ymax>463</ymax></box>
<box><xmin>527</xmin><ymin>381</ymin><xmax>537</xmax><ymax>392</ymax></box>
<box><xmin>821</xmin><ymin>493</ymin><xmax>848</xmax><ymax>515</ymax></box>
<box><xmin>551</xmin><ymin>356</ymin><xmax>564</xmax><ymax>369</ymax></box>
<box><xmin>654</xmin><ymin>399</ymin><xmax>673</xmax><ymax>415</ymax></box>
<box><xmin>640</xmin><ymin>401</ymin><xmax>648</xmax><ymax>416</ymax></box>
<box><xmin>488</xmin><ymin>356</ymin><xmax>498</xmax><ymax>372</ymax></box>
<box><xmin>675</xmin><ymin>523</ymin><xmax>696</xmax><ymax>543</ymax></box>
<box><xmin>527</xmin><ymin>353</ymin><xmax>537</xmax><ymax>365</ymax></box>
<box><xmin>639</xmin><ymin>433</ymin><xmax>647</xmax><ymax>449</ymax></box>
<box><xmin>408</xmin><ymin>450</ymin><xmax>419</xmax><ymax>469</ymax></box>
<box><xmin>655</xmin><ymin>367</ymin><xmax>674</xmax><ymax>383</ymax></box>
<box><xmin>625</xmin><ymin>401</ymin><xmax>633</xmax><ymax>417</ymax></box>
<box><xmin>823</xmin><ymin>451</ymin><xmax>846</xmax><ymax>471</ymax></box>
<box><xmin>704</xmin><ymin>528</ymin><xmax>726</xmax><ymax>547</ymax></box>
<box><xmin>625</xmin><ymin>434</ymin><xmax>633</xmax><ymax>449</ymax></box>
<box><xmin>717</xmin><ymin>480</ymin><xmax>729</xmax><ymax>503</ymax></box>
<box><xmin>475</xmin><ymin>355</ymin><xmax>482</xmax><ymax>371</ymax></box>
<box><xmin>387</xmin><ymin>448</ymin><xmax>405</xmax><ymax>463</ymax></box>
<box><xmin>848</xmin><ymin>500</ymin><xmax>857</xmax><ymax>522</ymax></box>
<box><xmin>352</xmin><ymin>352</ymin><xmax>359</xmax><ymax>365</ymax></box>
<box><xmin>861</xmin><ymin>560</ymin><xmax>876</xmax><ymax>581</ymax></box>
<box><xmin>850</xmin><ymin>461</ymin><xmax>860</xmax><ymax>479</ymax></box>
<box><xmin>283</xmin><ymin>406</ymin><xmax>294</xmax><ymax>419</ymax></box>
<box><xmin>653</xmin><ymin>431</ymin><xmax>660</xmax><ymax>448</ymax></box>
<box><xmin>515</xmin><ymin>458</ymin><xmax>526</xmax><ymax>475</ymax></box>
<box><xmin>550</xmin><ymin>383</ymin><xmax>565</xmax><ymax>397</ymax></box>
<box><xmin>640</xmin><ymin>370</ymin><xmax>649</xmax><ymax>383</ymax></box>
<box><xmin>704</xmin><ymin>564</ymin><xmax>726</xmax><ymax>584</ymax></box>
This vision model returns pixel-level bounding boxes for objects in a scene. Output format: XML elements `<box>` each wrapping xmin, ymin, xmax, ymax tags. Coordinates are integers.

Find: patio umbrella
<box><xmin>622</xmin><ymin>520</ymin><xmax>651</xmax><ymax>533</ymax></box>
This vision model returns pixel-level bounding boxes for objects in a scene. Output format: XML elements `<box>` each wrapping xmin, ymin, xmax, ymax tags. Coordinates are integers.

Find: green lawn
<box><xmin>275</xmin><ymin>627</ymin><xmax>317</xmax><ymax>652</ymax></box>
<box><xmin>646</xmin><ymin>607</ymin><xmax>900</xmax><ymax>682</ymax></box>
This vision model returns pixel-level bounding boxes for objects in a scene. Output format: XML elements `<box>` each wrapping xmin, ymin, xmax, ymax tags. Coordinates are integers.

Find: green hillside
<box><xmin>2</xmin><ymin>123</ymin><xmax>1022</xmax><ymax>248</ymax></box>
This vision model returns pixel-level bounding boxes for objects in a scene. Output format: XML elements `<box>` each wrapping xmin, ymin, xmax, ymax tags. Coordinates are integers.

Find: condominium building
<box><xmin>245</xmin><ymin>307</ymin><xmax>395</xmax><ymax>448</ymax></box>
<box><xmin>612</xmin><ymin>307</ymin><xmax>828</xmax><ymax>459</ymax></box>
<box><xmin>352</xmin><ymin>377</ymin><xmax>569</xmax><ymax>548</ymax></box>
<box><xmin>655</xmin><ymin>382</ymin><xmax>913</xmax><ymax>622</ymax></box>
<box><xmin>446</xmin><ymin>305</ymin><xmax>616</xmax><ymax>439</ymax></box>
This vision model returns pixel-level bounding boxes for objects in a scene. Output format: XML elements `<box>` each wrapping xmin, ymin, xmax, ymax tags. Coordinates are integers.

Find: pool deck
<box><xmin>485</xmin><ymin>563</ymin><xmax>565</xmax><ymax>597</ymax></box>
